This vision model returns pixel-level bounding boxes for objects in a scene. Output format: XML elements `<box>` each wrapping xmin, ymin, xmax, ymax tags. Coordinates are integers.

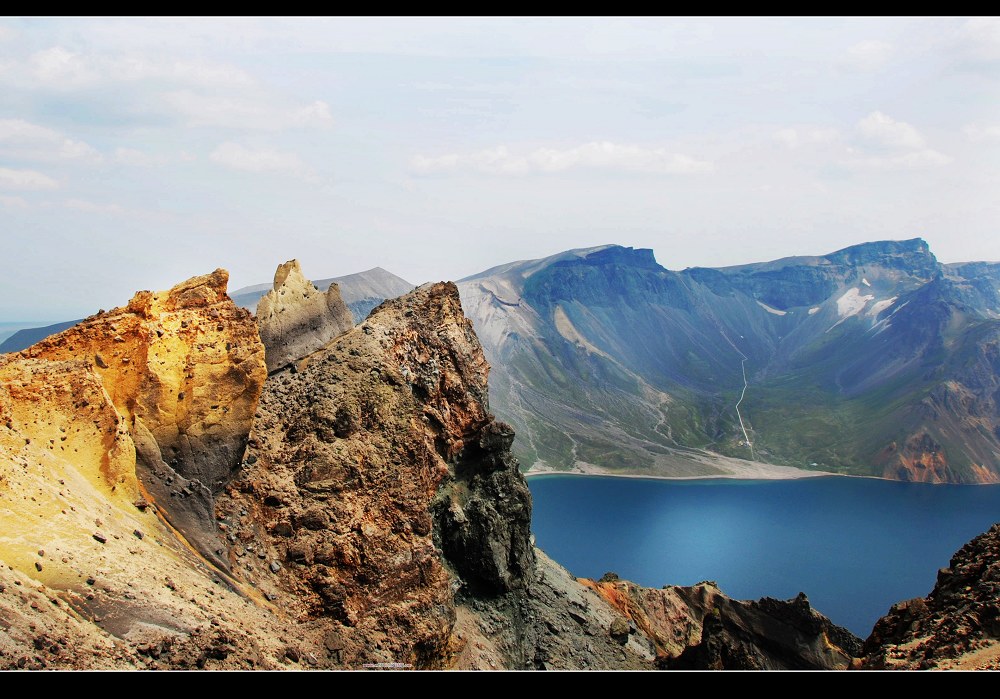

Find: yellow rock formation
<box><xmin>0</xmin><ymin>269</ymin><xmax>266</xmax><ymax>594</ymax></box>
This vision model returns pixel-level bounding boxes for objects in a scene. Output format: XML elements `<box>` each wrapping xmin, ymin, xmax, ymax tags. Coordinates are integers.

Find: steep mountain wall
<box><xmin>9</xmin><ymin>270</ymin><xmax>267</xmax><ymax>568</ymax></box>
<box><xmin>459</xmin><ymin>239</ymin><xmax>1000</xmax><ymax>483</ymax></box>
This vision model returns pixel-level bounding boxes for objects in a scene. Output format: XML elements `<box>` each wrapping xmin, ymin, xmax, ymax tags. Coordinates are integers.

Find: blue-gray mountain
<box><xmin>0</xmin><ymin>319</ymin><xmax>81</xmax><ymax>354</ymax></box>
<box><xmin>457</xmin><ymin>239</ymin><xmax>1000</xmax><ymax>484</ymax></box>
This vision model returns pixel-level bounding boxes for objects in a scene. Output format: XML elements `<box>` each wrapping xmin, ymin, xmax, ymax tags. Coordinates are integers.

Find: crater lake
<box><xmin>527</xmin><ymin>474</ymin><xmax>1000</xmax><ymax>637</ymax></box>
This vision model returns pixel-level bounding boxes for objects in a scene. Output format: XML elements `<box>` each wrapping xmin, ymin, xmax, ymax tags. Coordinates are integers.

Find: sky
<box><xmin>1</xmin><ymin>16</ymin><xmax>999</xmax><ymax>320</ymax></box>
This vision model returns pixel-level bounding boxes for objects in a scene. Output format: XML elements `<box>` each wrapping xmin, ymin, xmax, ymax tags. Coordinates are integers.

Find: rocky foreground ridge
<box><xmin>0</xmin><ymin>263</ymin><xmax>970</xmax><ymax>670</ymax></box>
<box><xmin>861</xmin><ymin>523</ymin><xmax>1000</xmax><ymax>670</ymax></box>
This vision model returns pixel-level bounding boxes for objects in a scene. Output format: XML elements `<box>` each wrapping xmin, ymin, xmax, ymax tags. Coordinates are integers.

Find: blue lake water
<box><xmin>527</xmin><ymin>474</ymin><xmax>1000</xmax><ymax>638</ymax></box>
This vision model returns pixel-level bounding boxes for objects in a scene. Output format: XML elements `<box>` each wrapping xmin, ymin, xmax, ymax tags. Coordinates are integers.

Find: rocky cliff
<box><xmin>581</xmin><ymin>575</ymin><xmax>860</xmax><ymax>670</ymax></box>
<box><xmin>216</xmin><ymin>281</ymin><xmax>537</xmax><ymax>666</ymax></box>
<box><xmin>861</xmin><ymin>523</ymin><xmax>1000</xmax><ymax>670</ymax></box>
<box><xmin>0</xmin><ymin>270</ymin><xmax>294</xmax><ymax>670</ymax></box>
<box><xmin>9</xmin><ymin>270</ymin><xmax>266</xmax><ymax>569</ymax></box>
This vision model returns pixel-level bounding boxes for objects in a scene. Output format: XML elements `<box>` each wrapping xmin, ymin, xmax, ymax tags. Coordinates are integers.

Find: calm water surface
<box><xmin>527</xmin><ymin>475</ymin><xmax>1000</xmax><ymax>637</ymax></box>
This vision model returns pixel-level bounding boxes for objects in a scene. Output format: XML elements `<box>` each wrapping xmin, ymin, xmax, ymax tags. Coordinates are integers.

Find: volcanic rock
<box><xmin>862</xmin><ymin>523</ymin><xmax>1000</xmax><ymax>669</ymax></box>
<box><xmin>5</xmin><ymin>269</ymin><xmax>266</xmax><ymax>571</ymax></box>
<box><xmin>255</xmin><ymin>260</ymin><xmax>354</xmax><ymax>373</ymax></box>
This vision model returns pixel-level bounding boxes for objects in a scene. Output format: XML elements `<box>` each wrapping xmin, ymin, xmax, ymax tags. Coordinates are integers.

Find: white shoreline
<box><xmin>523</xmin><ymin>468</ymin><xmax>1000</xmax><ymax>486</ymax></box>
<box><xmin>523</xmin><ymin>468</ymin><xmax>835</xmax><ymax>482</ymax></box>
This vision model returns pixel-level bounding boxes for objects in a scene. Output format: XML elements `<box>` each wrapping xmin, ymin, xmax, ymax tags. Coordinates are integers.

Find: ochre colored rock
<box><xmin>256</xmin><ymin>260</ymin><xmax>354</xmax><ymax>372</ymax></box>
<box><xmin>0</xmin><ymin>357</ymin><xmax>140</xmax><ymax>587</ymax></box>
<box><xmin>18</xmin><ymin>269</ymin><xmax>266</xmax><ymax>492</ymax></box>
<box><xmin>10</xmin><ymin>269</ymin><xmax>266</xmax><ymax>571</ymax></box>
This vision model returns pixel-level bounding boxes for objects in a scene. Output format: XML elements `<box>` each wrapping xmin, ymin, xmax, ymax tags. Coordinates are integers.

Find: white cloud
<box><xmin>410</xmin><ymin>142</ymin><xmax>714</xmax><ymax>176</ymax></box>
<box><xmin>844</xmin><ymin>111</ymin><xmax>950</xmax><ymax>170</ymax></box>
<box><xmin>0</xmin><ymin>26</ymin><xmax>14</xmax><ymax>41</ymax></box>
<box><xmin>840</xmin><ymin>40</ymin><xmax>893</xmax><ymax>72</ymax></box>
<box><xmin>0</xmin><ymin>119</ymin><xmax>60</xmax><ymax>141</ymax></box>
<box><xmin>23</xmin><ymin>45</ymin><xmax>255</xmax><ymax>89</ymax></box>
<box><xmin>964</xmin><ymin>123</ymin><xmax>1000</xmax><ymax>143</ymax></box>
<box><xmin>843</xmin><ymin>148</ymin><xmax>952</xmax><ymax>171</ymax></box>
<box><xmin>106</xmin><ymin>56</ymin><xmax>255</xmax><ymax>87</ymax></box>
<box><xmin>0</xmin><ymin>167</ymin><xmax>59</xmax><ymax>190</ymax></box>
<box><xmin>164</xmin><ymin>91</ymin><xmax>333</xmax><ymax>130</ymax></box>
<box><xmin>209</xmin><ymin>142</ymin><xmax>315</xmax><ymax>179</ymax></box>
<box><xmin>64</xmin><ymin>198</ymin><xmax>125</xmax><ymax>215</ymax></box>
<box><xmin>0</xmin><ymin>195</ymin><xmax>28</xmax><ymax>209</ymax></box>
<box><xmin>113</xmin><ymin>147</ymin><xmax>167</xmax><ymax>167</ymax></box>
<box><xmin>29</xmin><ymin>46</ymin><xmax>98</xmax><ymax>86</ymax></box>
<box><xmin>956</xmin><ymin>17</ymin><xmax>1000</xmax><ymax>62</ymax></box>
<box><xmin>0</xmin><ymin>119</ymin><xmax>101</xmax><ymax>162</ymax></box>
<box><xmin>857</xmin><ymin>111</ymin><xmax>926</xmax><ymax>150</ymax></box>
<box><xmin>773</xmin><ymin>127</ymin><xmax>840</xmax><ymax>148</ymax></box>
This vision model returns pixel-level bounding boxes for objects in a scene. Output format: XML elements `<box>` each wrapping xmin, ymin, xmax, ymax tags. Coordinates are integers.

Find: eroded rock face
<box><xmin>256</xmin><ymin>260</ymin><xmax>354</xmax><ymax>372</ymax></box>
<box><xmin>862</xmin><ymin>523</ymin><xmax>1000</xmax><ymax>669</ymax></box>
<box><xmin>0</xmin><ymin>357</ymin><xmax>141</xmax><ymax>586</ymax></box>
<box><xmin>218</xmin><ymin>282</ymin><xmax>534</xmax><ymax>667</ymax></box>
<box><xmin>582</xmin><ymin>577</ymin><xmax>861</xmax><ymax>670</ymax></box>
<box><xmin>13</xmin><ymin>269</ymin><xmax>266</xmax><ymax>569</ymax></box>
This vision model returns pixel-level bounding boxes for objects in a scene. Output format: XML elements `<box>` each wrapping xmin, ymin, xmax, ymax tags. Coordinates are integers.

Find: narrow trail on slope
<box><xmin>718</xmin><ymin>330</ymin><xmax>755</xmax><ymax>461</ymax></box>
<box><xmin>735</xmin><ymin>356</ymin><xmax>754</xmax><ymax>461</ymax></box>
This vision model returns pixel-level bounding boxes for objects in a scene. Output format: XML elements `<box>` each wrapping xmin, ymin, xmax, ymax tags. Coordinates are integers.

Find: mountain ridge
<box><xmin>457</xmin><ymin>238</ymin><xmax>1000</xmax><ymax>483</ymax></box>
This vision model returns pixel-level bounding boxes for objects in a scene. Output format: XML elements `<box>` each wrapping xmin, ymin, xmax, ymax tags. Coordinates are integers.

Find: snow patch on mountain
<box><xmin>837</xmin><ymin>287</ymin><xmax>875</xmax><ymax>318</ymax></box>
<box><xmin>867</xmin><ymin>296</ymin><xmax>897</xmax><ymax>317</ymax></box>
<box><xmin>756</xmin><ymin>300</ymin><xmax>787</xmax><ymax>316</ymax></box>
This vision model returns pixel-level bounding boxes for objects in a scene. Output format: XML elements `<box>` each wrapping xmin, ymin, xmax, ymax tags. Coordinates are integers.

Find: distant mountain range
<box><xmin>0</xmin><ymin>267</ymin><xmax>414</xmax><ymax>354</ymax></box>
<box><xmin>0</xmin><ymin>319</ymin><xmax>84</xmax><ymax>354</ymax></box>
<box><xmin>456</xmin><ymin>239</ymin><xmax>1000</xmax><ymax>484</ymax></box>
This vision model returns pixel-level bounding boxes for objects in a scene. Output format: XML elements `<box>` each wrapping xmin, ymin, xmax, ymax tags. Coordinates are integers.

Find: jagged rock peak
<box><xmin>581</xmin><ymin>577</ymin><xmax>860</xmax><ymax>669</ymax></box>
<box><xmin>224</xmin><ymin>280</ymin><xmax>534</xmax><ymax>666</ymax></box>
<box><xmin>256</xmin><ymin>259</ymin><xmax>354</xmax><ymax>372</ymax></box>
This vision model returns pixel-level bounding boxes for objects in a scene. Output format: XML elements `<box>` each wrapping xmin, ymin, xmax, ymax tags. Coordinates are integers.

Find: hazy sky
<box><xmin>2</xmin><ymin>17</ymin><xmax>999</xmax><ymax>320</ymax></box>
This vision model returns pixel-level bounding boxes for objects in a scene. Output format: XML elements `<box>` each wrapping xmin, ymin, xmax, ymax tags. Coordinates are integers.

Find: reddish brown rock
<box><xmin>582</xmin><ymin>577</ymin><xmax>860</xmax><ymax>669</ymax></box>
<box><xmin>862</xmin><ymin>523</ymin><xmax>1000</xmax><ymax>669</ymax></box>
<box><xmin>219</xmin><ymin>282</ymin><xmax>534</xmax><ymax>668</ymax></box>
